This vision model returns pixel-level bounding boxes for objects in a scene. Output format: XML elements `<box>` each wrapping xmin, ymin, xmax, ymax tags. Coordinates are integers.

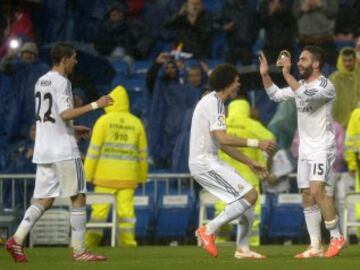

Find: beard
<box><xmin>300</xmin><ymin>65</ymin><xmax>313</xmax><ymax>80</ymax></box>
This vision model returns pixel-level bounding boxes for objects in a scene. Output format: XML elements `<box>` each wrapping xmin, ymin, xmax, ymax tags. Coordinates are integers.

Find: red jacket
<box><xmin>0</xmin><ymin>12</ymin><xmax>34</xmax><ymax>58</ymax></box>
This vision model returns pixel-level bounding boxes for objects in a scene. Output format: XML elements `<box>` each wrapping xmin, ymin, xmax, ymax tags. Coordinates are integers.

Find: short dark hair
<box><xmin>303</xmin><ymin>45</ymin><xmax>326</xmax><ymax>69</ymax></box>
<box><xmin>51</xmin><ymin>42</ymin><xmax>75</xmax><ymax>65</ymax></box>
<box><xmin>209</xmin><ymin>64</ymin><xmax>239</xmax><ymax>92</ymax></box>
<box><xmin>341</xmin><ymin>48</ymin><xmax>356</xmax><ymax>58</ymax></box>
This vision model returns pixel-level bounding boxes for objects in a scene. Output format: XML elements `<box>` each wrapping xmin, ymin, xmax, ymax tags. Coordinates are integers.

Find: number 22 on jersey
<box><xmin>35</xmin><ymin>92</ymin><xmax>56</xmax><ymax>123</ymax></box>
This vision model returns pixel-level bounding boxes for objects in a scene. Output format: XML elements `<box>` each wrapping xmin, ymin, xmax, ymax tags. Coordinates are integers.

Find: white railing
<box><xmin>0</xmin><ymin>173</ymin><xmax>194</xmax><ymax>212</ymax></box>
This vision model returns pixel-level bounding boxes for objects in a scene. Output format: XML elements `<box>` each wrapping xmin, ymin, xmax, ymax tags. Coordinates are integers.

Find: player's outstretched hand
<box><xmin>281</xmin><ymin>56</ymin><xmax>291</xmax><ymax>76</ymax></box>
<box><xmin>75</xmin><ymin>125</ymin><xmax>91</xmax><ymax>140</ymax></box>
<box><xmin>259</xmin><ymin>52</ymin><xmax>269</xmax><ymax>76</ymax></box>
<box><xmin>96</xmin><ymin>95</ymin><xmax>113</xmax><ymax>108</ymax></box>
<box><xmin>259</xmin><ymin>140</ymin><xmax>277</xmax><ymax>154</ymax></box>
<box><xmin>249</xmin><ymin>161</ymin><xmax>269</xmax><ymax>179</ymax></box>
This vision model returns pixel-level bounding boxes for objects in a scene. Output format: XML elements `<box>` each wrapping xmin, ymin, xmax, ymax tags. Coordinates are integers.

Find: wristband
<box><xmin>90</xmin><ymin>102</ymin><xmax>99</xmax><ymax>110</ymax></box>
<box><xmin>247</xmin><ymin>139</ymin><xmax>259</xmax><ymax>147</ymax></box>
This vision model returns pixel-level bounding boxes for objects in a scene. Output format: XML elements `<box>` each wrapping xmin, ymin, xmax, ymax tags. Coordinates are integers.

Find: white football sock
<box><xmin>325</xmin><ymin>216</ymin><xmax>341</xmax><ymax>239</ymax></box>
<box><xmin>70</xmin><ymin>207</ymin><xmax>86</xmax><ymax>254</ymax></box>
<box><xmin>14</xmin><ymin>203</ymin><xmax>45</xmax><ymax>244</ymax></box>
<box><xmin>237</xmin><ymin>206</ymin><xmax>255</xmax><ymax>248</ymax></box>
<box><xmin>207</xmin><ymin>198</ymin><xmax>251</xmax><ymax>235</ymax></box>
<box><xmin>304</xmin><ymin>205</ymin><xmax>322</xmax><ymax>249</ymax></box>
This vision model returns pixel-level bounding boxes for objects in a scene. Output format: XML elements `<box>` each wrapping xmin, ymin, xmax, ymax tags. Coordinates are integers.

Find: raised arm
<box><xmin>259</xmin><ymin>52</ymin><xmax>295</xmax><ymax>102</ymax></box>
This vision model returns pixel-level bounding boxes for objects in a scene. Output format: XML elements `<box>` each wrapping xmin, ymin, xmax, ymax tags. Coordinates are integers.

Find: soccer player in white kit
<box><xmin>259</xmin><ymin>46</ymin><xmax>345</xmax><ymax>258</ymax></box>
<box><xmin>5</xmin><ymin>42</ymin><xmax>113</xmax><ymax>262</ymax></box>
<box><xmin>189</xmin><ymin>64</ymin><xmax>276</xmax><ymax>257</ymax></box>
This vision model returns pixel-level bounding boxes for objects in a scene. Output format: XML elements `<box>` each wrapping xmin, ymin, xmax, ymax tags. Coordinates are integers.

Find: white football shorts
<box><xmin>33</xmin><ymin>158</ymin><xmax>87</xmax><ymax>198</ymax></box>
<box><xmin>297</xmin><ymin>150</ymin><xmax>336</xmax><ymax>192</ymax></box>
<box><xmin>191</xmin><ymin>162</ymin><xmax>253</xmax><ymax>204</ymax></box>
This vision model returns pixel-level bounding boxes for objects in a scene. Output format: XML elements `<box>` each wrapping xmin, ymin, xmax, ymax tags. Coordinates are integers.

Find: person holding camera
<box><xmin>165</xmin><ymin>0</ymin><xmax>213</xmax><ymax>60</ymax></box>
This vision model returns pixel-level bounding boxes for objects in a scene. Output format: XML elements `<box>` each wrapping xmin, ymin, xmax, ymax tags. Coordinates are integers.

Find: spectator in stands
<box><xmin>146</xmin><ymin>51</ymin><xmax>191</xmax><ymax>98</ymax></box>
<box><xmin>148</xmin><ymin>59</ymin><xmax>196</xmax><ymax>168</ymax></box>
<box><xmin>171</xmin><ymin>65</ymin><xmax>208</xmax><ymax>173</ymax></box>
<box><xmin>186</xmin><ymin>63</ymin><xmax>208</xmax><ymax>102</ymax></box>
<box><xmin>216</xmin><ymin>99</ymin><xmax>275</xmax><ymax>259</ymax></box>
<box><xmin>330</xmin><ymin>47</ymin><xmax>360</xmax><ymax>129</ymax></box>
<box><xmin>94</xmin><ymin>3</ymin><xmax>153</xmax><ymax>59</ymax></box>
<box><xmin>3</xmin><ymin>123</ymin><xmax>36</xmax><ymax>208</ymax></box>
<box><xmin>146</xmin><ymin>52</ymin><xmax>172</xmax><ymax>97</ymax></box>
<box><xmin>8</xmin><ymin>123</ymin><xmax>36</xmax><ymax>174</ymax></box>
<box><xmin>74</xmin><ymin>0</ymin><xmax>108</xmax><ymax>42</ymax></box>
<box><xmin>335</xmin><ymin>0</ymin><xmax>359</xmax><ymax>41</ymax></box>
<box><xmin>221</xmin><ymin>0</ymin><xmax>259</xmax><ymax>65</ymax></box>
<box><xmin>164</xmin><ymin>0</ymin><xmax>213</xmax><ymax>59</ymax></box>
<box><xmin>0</xmin><ymin>3</ymin><xmax>34</xmax><ymax>59</ymax></box>
<box><xmin>85</xmin><ymin>85</ymin><xmax>148</xmax><ymax>247</ymax></box>
<box><xmin>171</xmin><ymin>106</ymin><xmax>196</xmax><ymax>173</ymax></box>
<box><xmin>1</xmin><ymin>41</ymin><xmax>39</xmax><ymax>72</ymax></box>
<box><xmin>259</xmin><ymin>0</ymin><xmax>296</xmax><ymax>64</ymax></box>
<box><xmin>292</xmin><ymin>0</ymin><xmax>338</xmax><ymax>65</ymax></box>
<box><xmin>1</xmin><ymin>42</ymin><xmax>48</xmax><ymax>142</ymax></box>
<box><xmin>143</xmin><ymin>0</ymin><xmax>184</xmax><ymax>42</ymax></box>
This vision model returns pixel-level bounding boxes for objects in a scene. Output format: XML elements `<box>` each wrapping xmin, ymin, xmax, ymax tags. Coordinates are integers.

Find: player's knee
<box><xmin>309</xmin><ymin>186</ymin><xmax>325</xmax><ymax>200</ymax></box>
<box><xmin>244</xmin><ymin>188</ymin><xmax>258</xmax><ymax>205</ymax></box>
<box><xmin>71</xmin><ymin>193</ymin><xmax>86</xmax><ymax>207</ymax></box>
<box><xmin>301</xmin><ymin>188</ymin><xmax>316</xmax><ymax>207</ymax></box>
<box><xmin>37</xmin><ymin>198</ymin><xmax>54</xmax><ymax>210</ymax></box>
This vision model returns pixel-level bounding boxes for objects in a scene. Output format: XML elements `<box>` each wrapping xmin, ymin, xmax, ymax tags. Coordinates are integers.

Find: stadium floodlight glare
<box><xmin>9</xmin><ymin>39</ymin><xmax>20</xmax><ymax>49</ymax></box>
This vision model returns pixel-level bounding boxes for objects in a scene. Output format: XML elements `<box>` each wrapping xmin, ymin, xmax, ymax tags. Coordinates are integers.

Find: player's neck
<box><xmin>52</xmin><ymin>65</ymin><xmax>68</xmax><ymax>77</ymax></box>
<box><xmin>216</xmin><ymin>91</ymin><xmax>229</xmax><ymax>103</ymax></box>
<box><xmin>304</xmin><ymin>71</ymin><xmax>322</xmax><ymax>84</ymax></box>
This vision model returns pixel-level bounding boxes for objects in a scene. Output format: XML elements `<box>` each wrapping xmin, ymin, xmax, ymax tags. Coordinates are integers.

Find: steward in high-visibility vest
<box><xmin>345</xmin><ymin>108</ymin><xmax>360</xmax><ymax>226</ymax></box>
<box><xmin>84</xmin><ymin>85</ymin><xmax>148</xmax><ymax>247</ymax></box>
<box><xmin>216</xmin><ymin>99</ymin><xmax>275</xmax><ymax>248</ymax></box>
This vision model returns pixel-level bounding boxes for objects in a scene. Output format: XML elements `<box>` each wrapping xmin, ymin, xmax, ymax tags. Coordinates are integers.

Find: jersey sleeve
<box><xmin>56</xmin><ymin>79</ymin><xmax>73</xmax><ymax>114</ymax></box>
<box><xmin>295</xmin><ymin>78</ymin><xmax>335</xmax><ymax>102</ymax></box>
<box><xmin>206</xmin><ymin>99</ymin><xmax>226</xmax><ymax>131</ymax></box>
<box><xmin>265</xmin><ymin>84</ymin><xmax>295</xmax><ymax>102</ymax></box>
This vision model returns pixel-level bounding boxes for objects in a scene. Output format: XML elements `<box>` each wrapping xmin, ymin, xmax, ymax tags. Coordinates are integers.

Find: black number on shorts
<box><xmin>312</xmin><ymin>163</ymin><xmax>324</xmax><ymax>175</ymax></box>
<box><xmin>35</xmin><ymin>92</ymin><xmax>55</xmax><ymax>123</ymax></box>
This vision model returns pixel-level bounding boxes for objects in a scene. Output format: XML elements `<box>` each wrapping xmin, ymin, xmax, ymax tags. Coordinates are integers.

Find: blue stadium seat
<box><xmin>155</xmin><ymin>193</ymin><xmax>195</xmax><ymax>238</ymax></box>
<box><xmin>260</xmin><ymin>193</ymin><xmax>274</xmax><ymax>238</ymax></box>
<box><xmin>335</xmin><ymin>40</ymin><xmax>355</xmax><ymax>50</ymax></box>
<box><xmin>211</xmin><ymin>32</ymin><xmax>225</xmax><ymax>60</ymax></box>
<box><xmin>134</xmin><ymin>60</ymin><xmax>152</xmax><ymax>75</ymax></box>
<box><xmin>203</xmin><ymin>0</ymin><xmax>223</xmax><ymax>15</ymax></box>
<box><xmin>149</xmin><ymin>41</ymin><xmax>173</xmax><ymax>59</ymax></box>
<box><xmin>267</xmin><ymin>194</ymin><xmax>306</xmax><ymax>239</ymax></box>
<box><xmin>135</xmin><ymin>194</ymin><xmax>155</xmax><ymax>238</ymax></box>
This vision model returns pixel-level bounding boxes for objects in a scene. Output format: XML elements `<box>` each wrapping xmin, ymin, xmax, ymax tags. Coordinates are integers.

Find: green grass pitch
<box><xmin>1</xmin><ymin>244</ymin><xmax>360</xmax><ymax>270</ymax></box>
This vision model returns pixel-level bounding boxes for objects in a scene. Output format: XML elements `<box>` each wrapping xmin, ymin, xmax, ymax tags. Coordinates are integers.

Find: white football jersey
<box><xmin>266</xmin><ymin>75</ymin><xmax>336</xmax><ymax>155</ymax></box>
<box><xmin>33</xmin><ymin>70</ymin><xmax>80</xmax><ymax>164</ymax></box>
<box><xmin>189</xmin><ymin>91</ymin><xmax>226</xmax><ymax>174</ymax></box>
